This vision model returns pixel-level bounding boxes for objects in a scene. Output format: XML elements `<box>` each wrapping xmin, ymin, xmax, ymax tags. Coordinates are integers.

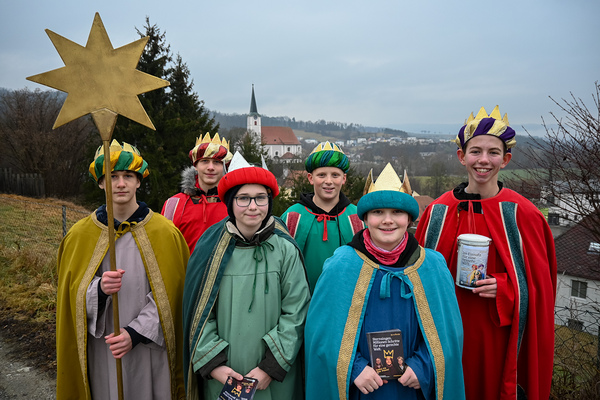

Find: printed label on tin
<box><xmin>456</xmin><ymin>244</ymin><xmax>489</xmax><ymax>289</ymax></box>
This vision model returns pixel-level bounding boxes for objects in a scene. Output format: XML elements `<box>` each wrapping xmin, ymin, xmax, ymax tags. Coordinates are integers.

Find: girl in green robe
<box><xmin>183</xmin><ymin>152</ymin><xmax>311</xmax><ymax>400</ymax></box>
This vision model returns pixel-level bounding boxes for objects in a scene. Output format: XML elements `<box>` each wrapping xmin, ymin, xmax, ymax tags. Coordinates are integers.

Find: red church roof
<box><xmin>261</xmin><ymin>127</ymin><xmax>300</xmax><ymax>145</ymax></box>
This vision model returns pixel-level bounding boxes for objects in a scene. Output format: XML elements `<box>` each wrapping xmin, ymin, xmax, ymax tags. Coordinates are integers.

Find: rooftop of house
<box><xmin>281</xmin><ymin>169</ymin><xmax>307</xmax><ymax>189</ymax></box>
<box><xmin>554</xmin><ymin>216</ymin><xmax>600</xmax><ymax>281</ymax></box>
<box><xmin>279</xmin><ymin>151</ymin><xmax>298</xmax><ymax>159</ymax></box>
<box><xmin>414</xmin><ymin>195</ymin><xmax>434</xmax><ymax>224</ymax></box>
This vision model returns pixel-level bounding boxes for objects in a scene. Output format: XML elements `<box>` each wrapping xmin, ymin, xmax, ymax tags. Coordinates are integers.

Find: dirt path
<box><xmin>0</xmin><ymin>307</ymin><xmax>56</xmax><ymax>400</ymax></box>
<box><xmin>0</xmin><ymin>331</ymin><xmax>55</xmax><ymax>399</ymax></box>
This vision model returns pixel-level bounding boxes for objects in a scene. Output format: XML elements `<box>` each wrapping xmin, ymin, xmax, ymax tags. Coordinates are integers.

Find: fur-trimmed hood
<box><xmin>180</xmin><ymin>166</ymin><xmax>199</xmax><ymax>196</ymax></box>
<box><xmin>180</xmin><ymin>166</ymin><xmax>221</xmax><ymax>197</ymax></box>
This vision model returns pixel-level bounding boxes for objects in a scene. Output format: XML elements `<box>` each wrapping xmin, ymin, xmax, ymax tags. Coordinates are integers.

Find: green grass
<box><xmin>499</xmin><ymin>168</ymin><xmax>549</xmax><ymax>180</ymax></box>
<box><xmin>551</xmin><ymin>325</ymin><xmax>600</xmax><ymax>399</ymax></box>
<box><xmin>292</xmin><ymin>129</ymin><xmax>335</xmax><ymax>142</ymax></box>
<box><xmin>0</xmin><ymin>195</ymin><xmax>89</xmax><ymax>324</ymax></box>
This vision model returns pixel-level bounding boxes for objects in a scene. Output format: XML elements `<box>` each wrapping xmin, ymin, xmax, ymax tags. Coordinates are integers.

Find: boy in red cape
<box><xmin>415</xmin><ymin>106</ymin><xmax>557</xmax><ymax>400</ymax></box>
<box><xmin>162</xmin><ymin>133</ymin><xmax>233</xmax><ymax>253</ymax></box>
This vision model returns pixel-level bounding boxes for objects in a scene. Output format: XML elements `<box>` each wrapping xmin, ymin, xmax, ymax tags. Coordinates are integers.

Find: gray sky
<box><xmin>1</xmin><ymin>0</ymin><xmax>598</xmax><ymax>135</ymax></box>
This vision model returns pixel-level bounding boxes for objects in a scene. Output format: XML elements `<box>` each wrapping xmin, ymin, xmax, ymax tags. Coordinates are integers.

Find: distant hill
<box><xmin>209</xmin><ymin>110</ymin><xmax>411</xmax><ymax>140</ymax></box>
<box><xmin>0</xmin><ymin>87</ymin><xmax>542</xmax><ymax>140</ymax></box>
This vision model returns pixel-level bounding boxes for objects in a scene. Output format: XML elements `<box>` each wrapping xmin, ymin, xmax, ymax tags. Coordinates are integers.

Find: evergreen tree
<box><xmin>101</xmin><ymin>18</ymin><xmax>218</xmax><ymax>210</ymax></box>
<box><xmin>343</xmin><ymin>167</ymin><xmax>366</xmax><ymax>204</ymax></box>
<box><xmin>235</xmin><ymin>132</ymin><xmax>270</xmax><ymax>167</ymax></box>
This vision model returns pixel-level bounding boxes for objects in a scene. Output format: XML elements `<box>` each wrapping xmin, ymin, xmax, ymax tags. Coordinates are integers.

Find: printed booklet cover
<box><xmin>218</xmin><ymin>376</ymin><xmax>258</xmax><ymax>400</ymax></box>
<box><xmin>367</xmin><ymin>329</ymin><xmax>407</xmax><ymax>379</ymax></box>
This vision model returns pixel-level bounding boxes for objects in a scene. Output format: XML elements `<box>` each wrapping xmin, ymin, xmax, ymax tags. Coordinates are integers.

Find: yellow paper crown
<box><xmin>189</xmin><ymin>132</ymin><xmax>233</xmax><ymax>164</ymax></box>
<box><xmin>308</xmin><ymin>141</ymin><xmax>344</xmax><ymax>155</ymax></box>
<box><xmin>363</xmin><ymin>163</ymin><xmax>412</xmax><ymax>196</ymax></box>
<box><xmin>194</xmin><ymin>132</ymin><xmax>230</xmax><ymax>149</ymax></box>
<box><xmin>89</xmin><ymin>139</ymin><xmax>149</xmax><ymax>182</ymax></box>
<box><xmin>464</xmin><ymin>105</ymin><xmax>510</xmax><ymax>127</ymax></box>
<box><xmin>456</xmin><ymin>105</ymin><xmax>516</xmax><ymax>151</ymax></box>
<box><xmin>93</xmin><ymin>139</ymin><xmax>142</xmax><ymax>161</ymax></box>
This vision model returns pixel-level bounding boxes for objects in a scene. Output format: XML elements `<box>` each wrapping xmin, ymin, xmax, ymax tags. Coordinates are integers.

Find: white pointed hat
<box><xmin>217</xmin><ymin>151</ymin><xmax>279</xmax><ymax>201</ymax></box>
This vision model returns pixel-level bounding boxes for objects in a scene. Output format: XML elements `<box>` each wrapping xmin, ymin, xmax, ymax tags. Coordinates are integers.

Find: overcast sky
<box><xmin>1</xmin><ymin>0</ymin><xmax>598</xmax><ymax>135</ymax></box>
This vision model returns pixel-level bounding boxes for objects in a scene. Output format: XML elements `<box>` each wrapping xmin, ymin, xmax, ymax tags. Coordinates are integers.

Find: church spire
<box><xmin>249</xmin><ymin>84</ymin><xmax>259</xmax><ymax>116</ymax></box>
<box><xmin>247</xmin><ymin>84</ymin><xmax>262</xmax><ymax>138</ymax></box>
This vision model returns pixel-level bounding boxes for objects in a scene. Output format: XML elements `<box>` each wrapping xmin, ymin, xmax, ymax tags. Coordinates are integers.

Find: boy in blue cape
<box><xmin>305</xmin><ymin>163</ymin><xmax>465</xmax><ymax>400</ymax></box>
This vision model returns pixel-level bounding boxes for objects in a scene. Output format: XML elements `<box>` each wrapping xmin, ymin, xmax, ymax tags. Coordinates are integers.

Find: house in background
<box><xmin>554</xmin><ymin>215</ymin><xmax>600</xmax><ymax>335</ymax></box>
<box><xmin>247</xmin><ymin>85</ymin><xmax>302</xmax><ymax>161</ymax></box>
<box><xmin>543</xmin><ymin>180</ymin><xmax>598</xmax><ymax>228</ymax></box>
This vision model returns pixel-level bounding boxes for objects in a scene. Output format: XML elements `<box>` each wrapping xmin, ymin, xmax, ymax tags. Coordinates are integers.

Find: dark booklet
<box><xmin>367</xmin><ymin>329</ymin><xmax>407</xmax><ymax>379</ymax></box>
<box><xmin>218</xmin><ymin>376</ymin><xmax>258</xmax><ymax>400</ymax></box>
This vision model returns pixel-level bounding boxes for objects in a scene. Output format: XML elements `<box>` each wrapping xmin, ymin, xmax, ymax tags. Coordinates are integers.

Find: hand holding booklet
<box><xmin>367</xmin><ymin>329</ymin><xmax>407</xmax><ymax>379</ymax></box>
<box><xmin>218</xmin><ymin>376</ymin><xmax>258</xmax><ymax>400</ymax></box>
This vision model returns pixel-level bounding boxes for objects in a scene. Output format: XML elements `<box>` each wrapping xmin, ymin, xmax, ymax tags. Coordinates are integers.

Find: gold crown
<box><xmin>93</xmin><ymin>139</ymin><xmax>140</xmax><ymax>161</ymax></box>
<box><xmin>383</xmin><ymin>349</ymin><xmax>394</xmax><ymax>358</ymax></box>
<box><xmin>194</xmin><ymin>132</ymin><xmax>230</xmax><ymax>150</ymax></box>
<box><xmin>309</xmin><ymin>141</ymin><xmax>345</xmax><ymax>155</ymax></box>
<box><xmin>363</xmin><ymin>163</ymin><xmax>412</xmax><ymax>196</ymax></box>
<box><xmin>464</xmin><ymin>105</ymin><xmax>510</xmax><ymax>126</ymax></box>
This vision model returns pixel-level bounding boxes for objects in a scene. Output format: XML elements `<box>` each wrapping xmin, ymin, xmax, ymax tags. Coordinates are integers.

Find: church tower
<box><xmin>247</xmin><ymin>84</ymin><xmax>261</xmax><ymax>141</ymax></box>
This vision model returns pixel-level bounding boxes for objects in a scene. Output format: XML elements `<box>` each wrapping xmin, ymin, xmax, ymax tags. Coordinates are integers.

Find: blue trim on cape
<box><xmin>424</xmin><ymin>204</ymin><xmax>448</xmax><ymax>250</ymax></box>
<box><xmin>500</xmin><ymin>201</ymin><xmax>528</xmax><ymax>351</ymax></box>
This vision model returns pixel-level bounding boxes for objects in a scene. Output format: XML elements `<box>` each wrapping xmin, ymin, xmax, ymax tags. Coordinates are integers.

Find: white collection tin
<box><xmin>455</xmin><ymin>233</ymin><xmax>491</xmax><ymax>289</ymax></box>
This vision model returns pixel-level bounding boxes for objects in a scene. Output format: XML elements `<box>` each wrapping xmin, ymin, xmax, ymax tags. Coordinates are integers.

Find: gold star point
<box><xmin>27</xmin><ymin>12</ymin><xmax>169</xmax><ymax>130</ymax></box>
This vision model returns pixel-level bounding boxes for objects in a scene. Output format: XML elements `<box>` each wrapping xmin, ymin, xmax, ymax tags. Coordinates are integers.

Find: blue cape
<box><xmin>305</xmin><ymin>245</ymin><xmax>465</xmax><ymax>400</ymax></box>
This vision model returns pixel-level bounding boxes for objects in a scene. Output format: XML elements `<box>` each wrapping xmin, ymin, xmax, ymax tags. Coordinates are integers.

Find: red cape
<box><xmin>415</xmin><ymin>188</ymin><xmax>556</xmax><ymax>400</ymax></box>
<box><xmin>162</xmin><ymin>192</ymin><xmax>227</xmax><ymax>253</ymax></box>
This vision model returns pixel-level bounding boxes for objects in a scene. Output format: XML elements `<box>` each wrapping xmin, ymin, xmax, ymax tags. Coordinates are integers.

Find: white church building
<box><xmin>247</xmin><ymin>85</ymin><xmax>302</xmax><ymax>161</ymax></box>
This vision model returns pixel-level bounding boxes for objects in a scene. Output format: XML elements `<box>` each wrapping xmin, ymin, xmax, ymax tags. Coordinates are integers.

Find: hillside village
<box><xmin>217</xmin><ymin>86</ymin><xmax>462</xmax><ymax>176</ymax></box>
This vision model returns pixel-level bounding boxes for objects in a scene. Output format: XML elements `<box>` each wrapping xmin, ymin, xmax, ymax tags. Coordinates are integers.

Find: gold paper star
<box><xmin>27</xmin><ymin>13</ymin><xmax>169</xmax><ymax>130</ymax></box>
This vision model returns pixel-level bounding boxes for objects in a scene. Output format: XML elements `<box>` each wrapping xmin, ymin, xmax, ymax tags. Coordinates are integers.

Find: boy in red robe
<box><xmin>415</xmin><ymin>106</ymin><xmax>557</xmax><ymax>400</ymax></box>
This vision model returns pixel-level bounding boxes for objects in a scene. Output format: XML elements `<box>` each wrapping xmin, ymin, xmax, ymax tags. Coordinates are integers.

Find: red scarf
<box><xmin>363</xmin><ymin>229</ymin><xmax>408</xmax><ymax>265</ymax></box>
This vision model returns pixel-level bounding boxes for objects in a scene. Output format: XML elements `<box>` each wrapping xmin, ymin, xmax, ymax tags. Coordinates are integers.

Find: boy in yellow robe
<box><xmin>56</xmin><ymin>141</ymin><xmax>189</xmax><ymax>399</ymax></box>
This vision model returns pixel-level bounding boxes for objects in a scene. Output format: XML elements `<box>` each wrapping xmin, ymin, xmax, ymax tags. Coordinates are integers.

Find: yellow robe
<box><xmin>56</xmin><ymin>210</ymin><xmax>189</xmax><ymax>399</ymax></box>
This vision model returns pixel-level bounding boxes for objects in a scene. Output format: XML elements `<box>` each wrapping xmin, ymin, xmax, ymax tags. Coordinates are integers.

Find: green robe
<box><xmin>183</xmin><ymin>216</ymin><xmax>311</xmax><ymax>400</ymax></box>
<box><xmin>281</xmin><ymin>201</ymin><xmax>363</xmax><ymax>292</ymax></box>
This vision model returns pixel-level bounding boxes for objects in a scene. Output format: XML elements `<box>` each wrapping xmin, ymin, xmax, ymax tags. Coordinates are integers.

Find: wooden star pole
<box><xmin>92</xmin><ymin>109</ymin><xmax>123</xmax><ymax>399</ymax></box>
<box><xmin>27</xmin><ymin>13</ymin><xmax>169</xmax><ymax>399</ymax></box>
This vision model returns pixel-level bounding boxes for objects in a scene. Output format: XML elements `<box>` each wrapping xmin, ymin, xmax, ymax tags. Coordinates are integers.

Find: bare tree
<box><xmin>512</xmin><ymin>82</ymin><xmax>600</xmax><ymax>242</ymax></box>
<box><xmin>0</xmin><ymin>88</ymin><xmax>96</xmax><ymax>197</ymax></box>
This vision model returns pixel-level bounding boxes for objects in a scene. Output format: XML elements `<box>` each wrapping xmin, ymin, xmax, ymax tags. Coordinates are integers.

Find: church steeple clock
<box><xmin>247</xmin><ymin>84</ymin><xmax>261</xmax><ymax>141</ymax></box>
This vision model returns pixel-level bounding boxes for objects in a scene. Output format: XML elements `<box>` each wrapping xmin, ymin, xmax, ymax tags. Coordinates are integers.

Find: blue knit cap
<box><xmin>357</xmin><ymin>191</ymin><xmax>419</xmax><ymax>221</ymax></box>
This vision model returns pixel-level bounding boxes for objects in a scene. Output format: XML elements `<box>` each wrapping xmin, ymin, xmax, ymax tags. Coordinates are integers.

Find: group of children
<box><xmin>56</xmin><ymin>105</ymin><xmax>557</xmax><ymax>400</ymax></box>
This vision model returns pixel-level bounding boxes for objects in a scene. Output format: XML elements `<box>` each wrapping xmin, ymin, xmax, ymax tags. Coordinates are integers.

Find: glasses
<box><xmin>234</xmin><ymin>195</ymin><xmax>269</xmax><ymax>207</ymax></box>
